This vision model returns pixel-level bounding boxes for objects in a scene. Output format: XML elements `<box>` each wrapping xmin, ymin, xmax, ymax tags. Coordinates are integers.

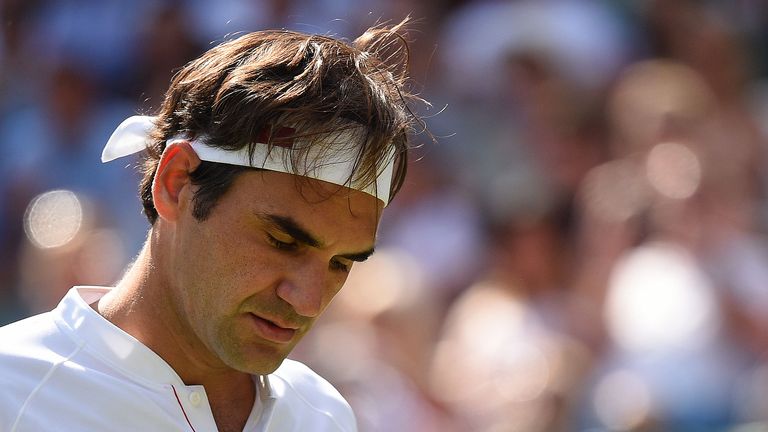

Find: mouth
<box><xmin>248</xmin><ymin>313</ymin><xmax>297</xmax><ymax>344</ymax></box>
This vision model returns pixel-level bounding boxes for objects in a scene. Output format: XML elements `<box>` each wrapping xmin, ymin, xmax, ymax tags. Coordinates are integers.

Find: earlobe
<box><xmin>152</xmin><ymin>141</ymin><xmax>202</xmax><ymax>222</ymax></box>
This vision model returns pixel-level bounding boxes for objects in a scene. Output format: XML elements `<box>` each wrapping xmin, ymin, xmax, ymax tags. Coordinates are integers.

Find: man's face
<box><xmin>169</xmin><ymin>169</ymin><xmax>382</xmax><ymax>374</ymax></box>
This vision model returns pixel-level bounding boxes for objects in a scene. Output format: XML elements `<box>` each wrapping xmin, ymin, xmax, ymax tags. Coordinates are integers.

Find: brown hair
<box><xmin>140</xmin><ymin>18</ymin><xmax>424</xmax><ymax>224</ymax></box>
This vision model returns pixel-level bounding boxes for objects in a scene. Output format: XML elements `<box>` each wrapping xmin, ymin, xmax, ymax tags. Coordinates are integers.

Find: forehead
<box><xmin>225</xmin><ymin>169</ymin><xmax>383</xmax><ymax>241</ymax></box>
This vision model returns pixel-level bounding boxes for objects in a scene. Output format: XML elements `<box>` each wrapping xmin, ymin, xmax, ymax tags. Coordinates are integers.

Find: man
<box><xmin>0</xmin><ymin>19</ymin><xmax>423</xmax><ymax>432</ymax></box>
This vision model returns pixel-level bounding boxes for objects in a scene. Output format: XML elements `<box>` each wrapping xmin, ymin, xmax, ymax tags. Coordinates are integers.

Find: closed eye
<box><xmin>329</xmin><ymin>259</ymin><xmax>351</xmax><ymax>273</ymax></box>
<box><xmin>267</xmin><ymin>234</ymin><xmax>299</xmax><ymax>251</ymax></box>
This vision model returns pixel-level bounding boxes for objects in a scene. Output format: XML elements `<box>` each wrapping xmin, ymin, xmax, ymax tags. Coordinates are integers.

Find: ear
<box><xmin>152</xmin><ymin>141</ymin><xmax>202</xmax><ymax>222</ymax></box>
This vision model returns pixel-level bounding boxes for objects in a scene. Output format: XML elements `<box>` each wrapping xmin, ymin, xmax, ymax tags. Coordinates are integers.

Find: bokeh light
<box><xmin>23</xmin><ymin>190</ymin><xmax>84</xmax><ymax>249</ymax></box>
<box><xmin>646</xmin><ymin>141</ymin><xmax>702</xmax><ymax>199</ymax></box>
<box><xmin>593</xmin><ymin>369</ymin><xmax>653</xmax><ymax>431</ymax></box>
<box><xmin>605</xmin><ymin>242</ymin><xmax>719</xmax><ymax>352</ymax></box>
<box><xmin>581</xmin><ymin>159</ymin><xmax>648</xmax><ymax>223</ymax></box>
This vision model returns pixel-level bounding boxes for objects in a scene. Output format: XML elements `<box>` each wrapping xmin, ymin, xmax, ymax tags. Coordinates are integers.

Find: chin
<box><xmin>239</xmin><ymin>360</ymin><xmax>285</xmax><ymax>376</ymax></box>
<box><xmin>224</xmin><ymin>349</ymin><xmax>288</xmax><ymax>375</ymax></box>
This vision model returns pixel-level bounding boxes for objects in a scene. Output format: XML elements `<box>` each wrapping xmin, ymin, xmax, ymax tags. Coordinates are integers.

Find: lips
<box><xmin>248</xmin><ymin>313</ymin><xmax>297</xmax><ymax>344</ymax></box>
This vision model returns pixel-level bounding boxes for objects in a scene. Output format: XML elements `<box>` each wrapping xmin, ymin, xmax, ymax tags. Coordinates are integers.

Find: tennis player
<box><xmin>0</xmin><ymin>18</ymin><xmax>422</xmax><ymax>432</ymax></box>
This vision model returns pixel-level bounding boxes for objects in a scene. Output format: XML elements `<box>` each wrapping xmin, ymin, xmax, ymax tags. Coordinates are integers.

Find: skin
<box><xmin>95</xmin><ymin>141</ymin><xmax>383</xmax><ymax>432</ymax></box>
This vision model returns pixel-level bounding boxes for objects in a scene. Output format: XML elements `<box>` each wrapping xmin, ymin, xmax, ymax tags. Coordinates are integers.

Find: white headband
<box><xmin>101</xmin><ymin>116</ymin><xmax>394</xmax><ymax>205</ymax></box>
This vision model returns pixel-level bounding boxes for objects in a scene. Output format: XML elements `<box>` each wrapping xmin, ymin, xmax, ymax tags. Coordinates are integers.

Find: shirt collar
<box><xmin>53</xmin><ymin>286</ymin><xmax>274</xmax><ymax>400</ymax></box>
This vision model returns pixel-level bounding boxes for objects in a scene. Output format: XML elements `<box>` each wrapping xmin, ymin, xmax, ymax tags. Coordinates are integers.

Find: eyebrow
<box><xmin>258</xmin><ymin>213</ymin><xmax>375</xmax><ymax>262</ymax></box>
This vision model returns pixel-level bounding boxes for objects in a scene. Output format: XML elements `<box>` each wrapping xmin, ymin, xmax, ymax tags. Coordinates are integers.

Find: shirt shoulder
<box><xmin>268</xmin><ymin>359</ymin><xmax>357</xmax><ymax>432</ymax></box>
<box><xmin>0</xmin><ymin>312</ymin><xmax>82</xmax><ymax>430</ymax></box>
<box><xmin>0</xmin><ymin>311</ymin><xmax>72</xmax><ymax>360</ymax></box>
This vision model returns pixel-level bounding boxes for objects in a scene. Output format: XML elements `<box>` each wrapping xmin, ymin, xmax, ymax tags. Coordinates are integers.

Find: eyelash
<box><xmin>267</xmin><ymin>235</ymin><xmax>298</xmax><ymax>251</ymax></box>
<box><xmin>267</xmin><ymin>234</ymin><xmax>351</xmax><ymax>273</ymax></box>
<box><xmin>330</xmin><ymin>260</ymin><xmax>351</xmax><ymax>273</ymax></box>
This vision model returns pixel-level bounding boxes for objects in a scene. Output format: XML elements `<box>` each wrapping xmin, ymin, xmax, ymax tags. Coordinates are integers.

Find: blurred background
<box><xmin>3</xmin><ymin>0</ymin><xmax>768</xmax><ymax>431</ymax></box>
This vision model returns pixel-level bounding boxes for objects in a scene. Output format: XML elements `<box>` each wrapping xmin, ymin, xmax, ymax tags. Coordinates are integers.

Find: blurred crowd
<box><xmin>3</xmin><ymin>0</ymin><xmax>768</xmax><ymax>431</ymax></box>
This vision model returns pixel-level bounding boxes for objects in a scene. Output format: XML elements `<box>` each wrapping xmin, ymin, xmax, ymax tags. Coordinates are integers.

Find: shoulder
<box><xmin>0</xmin><ymin>312</ymin><xmax>78</xmax><ymax>428</ymax></box>
<box><xmin>0</xmin><ymin>311</ymin><xmax>70</xmax><ymax>359</ymax></box>
<box><xmin>268</xmin><ymin>359</ymin><xmax>357</xmax><ymax>431</ymax></box>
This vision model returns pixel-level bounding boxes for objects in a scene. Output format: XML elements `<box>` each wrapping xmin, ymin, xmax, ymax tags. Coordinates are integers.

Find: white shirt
<box><xmin>0</xmin><ymin>286</ymin><xmax>357</xmax><ymax>432</ymax></box>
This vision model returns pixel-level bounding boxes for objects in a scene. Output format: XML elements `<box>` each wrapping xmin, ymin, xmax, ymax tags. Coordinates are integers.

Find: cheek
<box><xmin>200</xmin><ymin>239</ymin><xmax>294</xmax><ymax>314</ymax></box>
<box><xmin>174</xmin><ymin>224</ymin><xmax>258</xmax><ymax>317</ymax></box>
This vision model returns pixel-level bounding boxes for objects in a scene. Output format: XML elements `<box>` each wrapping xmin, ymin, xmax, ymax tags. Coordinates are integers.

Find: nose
<box><xmin>275</xmin><ymin>263</ymin><xmax>328</xmax><ymax>318</ymax></box>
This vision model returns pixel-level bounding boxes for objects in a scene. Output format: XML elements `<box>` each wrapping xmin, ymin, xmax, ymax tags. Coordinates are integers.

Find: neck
<box><xmin>96</xmin><ymin>228</ymin><xmax>253</xmax><ymax>392</ymax></box>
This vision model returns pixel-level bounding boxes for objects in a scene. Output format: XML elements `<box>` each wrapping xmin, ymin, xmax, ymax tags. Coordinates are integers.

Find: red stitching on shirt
<box><xmin>171</xmin><ymin>385</ymin><xmax>197</xmax><ymax>432</ymax></box>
